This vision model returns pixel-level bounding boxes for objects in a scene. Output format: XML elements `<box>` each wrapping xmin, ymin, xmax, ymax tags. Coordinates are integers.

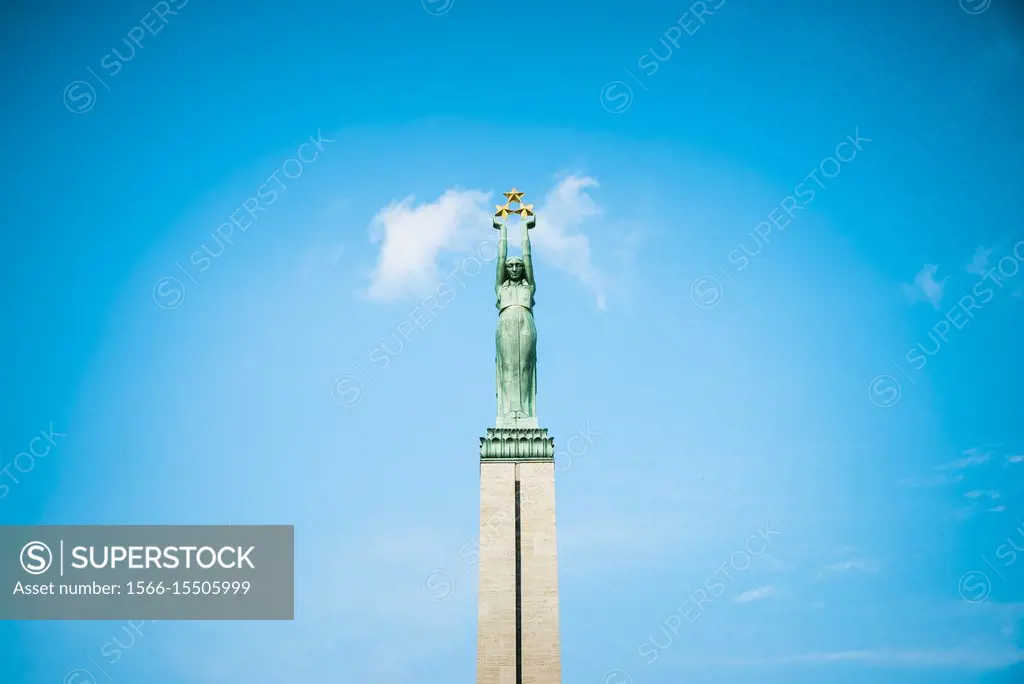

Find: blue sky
<box><xmin>1</xmin><ymin>0</ymin><xmax>1023</xmax><ymax>682</ymax></box>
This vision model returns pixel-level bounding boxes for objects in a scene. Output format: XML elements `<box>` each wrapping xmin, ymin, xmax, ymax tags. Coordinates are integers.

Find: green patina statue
<box><xmin>480</xmin><ymin>188</ymin><xmax>554</xmax><ymax>459</ymax></box>
<box><xmin>494</xmin><ymin>218</ymin><xmax>537</xmax><ymax>427</ymax></box>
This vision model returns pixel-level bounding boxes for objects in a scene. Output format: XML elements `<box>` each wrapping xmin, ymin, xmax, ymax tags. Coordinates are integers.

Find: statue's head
<box><xmin>505</xmin><ymin>257</ymin><xmax>525</xmax><ymax>282</ymax></box>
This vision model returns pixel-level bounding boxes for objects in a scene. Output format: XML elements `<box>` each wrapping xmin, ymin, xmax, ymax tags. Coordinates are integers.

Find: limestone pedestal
<box><xmin>476</xmin><ymin>428</ymin><xmax>561</xmax><ymax>684</ymax></box>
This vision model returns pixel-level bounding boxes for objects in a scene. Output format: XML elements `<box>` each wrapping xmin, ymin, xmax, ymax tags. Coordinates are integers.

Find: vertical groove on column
<box><xmin>515</xmin><ymin>474</ymin><xmax>523</xmax><ymax>684</ymax></box>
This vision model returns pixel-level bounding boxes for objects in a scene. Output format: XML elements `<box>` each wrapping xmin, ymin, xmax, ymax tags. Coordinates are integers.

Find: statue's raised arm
<box><xmin>521</xmin><ymin>216</ymin><xmax>536</xmax><ymax>296</ymax></box>
<box><xmin>494</xmin><ymin>215</ymin><xmax>508</xmax><ymax>293</ymax></box>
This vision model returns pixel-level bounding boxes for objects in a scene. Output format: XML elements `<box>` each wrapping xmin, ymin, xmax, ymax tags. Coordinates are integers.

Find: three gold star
<box><xmin>495</xmin><ymin>188</ymin><xmax>533</xmax><ymax>219</ymax></box>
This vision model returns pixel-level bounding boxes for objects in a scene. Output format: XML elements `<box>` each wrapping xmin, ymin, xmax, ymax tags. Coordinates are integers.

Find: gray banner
<box><xmin>0</xmin><ymin>525</ymin><xmax>293</xmax><ymax>620</ymax></box>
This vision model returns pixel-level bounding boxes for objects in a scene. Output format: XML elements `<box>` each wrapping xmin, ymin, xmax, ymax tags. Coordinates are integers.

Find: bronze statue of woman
<box><xmin>494</xmin><ymin>215</ymin><xmax>538</xmax><ymax>427</ymax></box>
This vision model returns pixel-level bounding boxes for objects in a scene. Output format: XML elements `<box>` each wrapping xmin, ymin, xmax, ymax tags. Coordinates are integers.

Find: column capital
<box><xmin>480</xmin><ymin>428</ymin><xmax>555</xmax><ymax>461</ymax></box>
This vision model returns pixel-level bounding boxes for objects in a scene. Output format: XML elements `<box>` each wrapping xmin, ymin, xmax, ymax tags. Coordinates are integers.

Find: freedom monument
<box><xmin>476</xmin><ymin>189</ymin><xmax>561</xmax><ymax>684</ymax></box>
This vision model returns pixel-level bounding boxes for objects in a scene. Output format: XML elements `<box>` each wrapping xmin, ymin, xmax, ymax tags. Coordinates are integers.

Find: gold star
<box><xmin>518</xmin><ymin>204</ymin><xmax>534</xmax><ymax>218</ymax></box>
<box><xmin>494</xmin><ymin>204</ymin><xmax>511</xmax><ymax>218</ymax></box>
<box><xmin>503</xmin><ymin>188</ymin><xmax>525</xmax><ymax>205</ymax></box>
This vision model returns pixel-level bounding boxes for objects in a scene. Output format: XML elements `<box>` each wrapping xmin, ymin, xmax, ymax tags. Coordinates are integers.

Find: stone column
<box><xmin>477</xmin><ymin>428</ymin><xmax>560</xmax><ymax>684</ymax></box>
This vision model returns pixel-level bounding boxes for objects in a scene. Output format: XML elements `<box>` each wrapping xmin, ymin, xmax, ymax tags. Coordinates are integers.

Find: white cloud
<box><xmin>365</xmin><ymin>188</ymin><xmax>491</xmax><ymax>300</ymax></box>
<box><xmin>669</xmin><ymin>649</ymin><xmax>1024</xmax><ymax>670</ymax></box>
<box><xmin>966</xmin><ymin>245</ymin><xmax>1024</xmax><ymax>299</ymax></box>
<box><xmin>529</xmin><ymin>175</ymin><xmax>606</xmax><ymax>309</ymax></box>
<box><xmin>956</xmin><ymin>487</ymin><xmax>1006</xmax><ymax>518</ymax></box>
<box><xmin>901</xmin><ymin>264</ymin><xmax>947</xmax><ymax>309</ymax></box>
<box><xmin>902</xmin><ymin>447</ymin><xmax>1008</xmax><ymax>490</ymax></box>
<box><xmin>363</xmin><ymin>176</ymin><xmax>607</xmax><ymax>307</ymax></box>
<box><xmin>820</xmin><ymin>559</ymin><xmax>880</xmax><ymax>575</ymax></box>
<box><xmin>939</xmin><ymin>448</ymin><xmax>992</xmax><ymax>471</ymax></box>
<box><xmin>968</xmin><ymin>246</ymin><xmax>994</xmax><ymax>276</ymax></box>
<box><xmin>734</xmin><ymin>585</ymin><xmax>776</xmax><ymax>603</ymax></box>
